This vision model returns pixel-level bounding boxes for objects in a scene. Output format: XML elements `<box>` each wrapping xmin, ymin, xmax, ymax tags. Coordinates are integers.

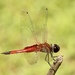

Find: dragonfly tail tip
<box><xmin>1</xmin><ymin>51</ymin><xmax>11</xmax><ymax>55</ymax></box>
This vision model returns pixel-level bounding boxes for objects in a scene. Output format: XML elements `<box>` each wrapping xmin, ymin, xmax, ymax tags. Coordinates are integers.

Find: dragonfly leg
<box><xmin>45</xmin><ymin>53</ymin><xmax>52</xmax><ymax>67</ymax></box>
<box><xmin>45</xmin><ymin>53</ymin><xmax>56</xmax><ymax>71</ymax></box>
<box><xmin>50</xmin><ymin>52</ymin><xmax>56</xmax><ymax>61</ymax></box>
<box><xmin>44</xmin><ymin>47</ymin><xmax>56</xmax><ymax>71</ymax></box>
<box><xmin>53</xmin><ymin>56</ymin><xmax>58</xmax><ymax>58</ymax></box>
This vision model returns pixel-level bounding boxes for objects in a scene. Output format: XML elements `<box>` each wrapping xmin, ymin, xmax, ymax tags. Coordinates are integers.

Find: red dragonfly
<box><xmin>1</xmin><ymin>8</ymin><xmax>60</xmax><ymax>66</ymax></box>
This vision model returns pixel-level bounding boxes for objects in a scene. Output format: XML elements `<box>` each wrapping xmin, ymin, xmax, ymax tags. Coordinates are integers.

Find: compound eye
<box><xmin>54</xmin><ymin>44</ymin><xmax>60</xmax><ymax>53</ymax></box>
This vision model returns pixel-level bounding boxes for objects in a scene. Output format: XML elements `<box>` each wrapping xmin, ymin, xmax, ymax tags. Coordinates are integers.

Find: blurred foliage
<box><xmin>0</xmin><ymin>0</ymin><xmax>75</xmax><ymax>75</ymax></box>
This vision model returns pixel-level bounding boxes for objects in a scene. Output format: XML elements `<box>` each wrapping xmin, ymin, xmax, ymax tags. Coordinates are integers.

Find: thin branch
<box><xmin>47</xmin><ymin>55</ymin><xmax>63</xmax><ymax>75</ymax></box>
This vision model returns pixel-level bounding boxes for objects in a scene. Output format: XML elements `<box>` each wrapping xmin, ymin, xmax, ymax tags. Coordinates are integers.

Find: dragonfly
<box><xmin>1</xmin><ymin>8</ymin><xmax>60</xmax><ymax>66</ymax></box>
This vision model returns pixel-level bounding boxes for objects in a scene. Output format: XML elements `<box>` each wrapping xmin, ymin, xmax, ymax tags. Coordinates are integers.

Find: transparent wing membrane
<box><xmin>20</xmin><ymin>10</ymin><xmax>39</xmax><ymax>47</ymax></box>
<box><xmin>20</xmin><ymin>7</ymin><xmax>48</xmax><ymax>47</ymax></box>
<box><xmin>33</xmin><ymin>7</ymin><xmax>48</xmax><ymax>43</ymax></box>
<box><xmin>24</xmin><ymin>52</ymin><xmax>39</xmax><ymax>65</ymax></box>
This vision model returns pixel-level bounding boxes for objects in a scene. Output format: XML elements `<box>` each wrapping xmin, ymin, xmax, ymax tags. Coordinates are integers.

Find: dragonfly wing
<box><xmin>24</xmin><ymin>52</ymin><xmax>39</xmax><ymax>65</ymax></box>
<box><xmin>20</xmin><ymin>7</ymin><xmax>48</xmax><ymax>47</ymax></box>
<box><xmin>20</xmin><ymin>10</ymin><xmax>39</xmax><ymax>47</ymax></box>
<box><xmin>33</xmin><ymin>7</ymin><xmax>48</xmax><ymax>43</ymax></box>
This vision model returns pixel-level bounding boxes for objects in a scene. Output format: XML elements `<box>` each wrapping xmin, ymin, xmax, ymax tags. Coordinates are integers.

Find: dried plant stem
<box><xmin>47</xmin><ymin>55</ymin><xmax>63</xmax><ymax>75</ymax></box>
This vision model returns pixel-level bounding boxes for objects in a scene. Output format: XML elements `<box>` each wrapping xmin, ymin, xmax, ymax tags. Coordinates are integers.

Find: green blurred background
<box><xmin>0</xmin><ymin>0</ymin><xmax>75</xmax><ymax>75</ymax></box>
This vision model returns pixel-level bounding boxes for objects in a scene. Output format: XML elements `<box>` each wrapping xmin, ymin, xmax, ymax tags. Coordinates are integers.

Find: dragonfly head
<box><xmin>52</xmin><ymin>44</ymin><xmax>60</xmax><ymax>53</ymax></box>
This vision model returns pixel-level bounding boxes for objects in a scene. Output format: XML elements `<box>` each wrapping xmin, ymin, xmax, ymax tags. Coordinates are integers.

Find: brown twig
<box><xmin>47</xmin><ymin>55</ymin><xmax>63</xmax><ymax>75</ymax></box>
